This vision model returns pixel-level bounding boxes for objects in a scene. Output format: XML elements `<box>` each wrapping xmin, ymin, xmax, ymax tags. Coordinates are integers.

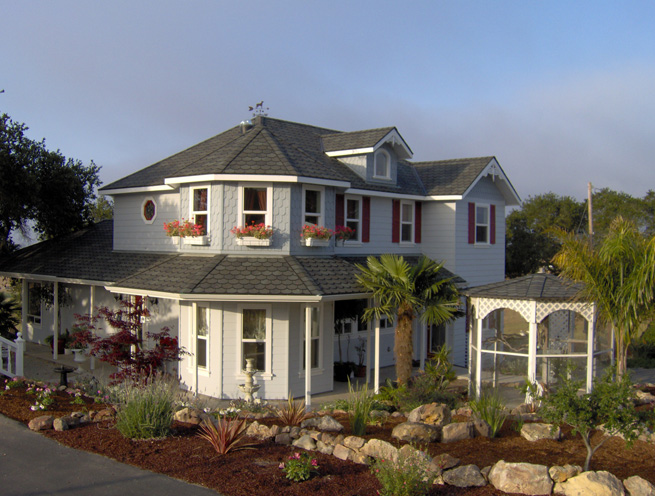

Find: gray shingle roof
<box><xmin>100</xmin><ymin>117</ymin><xmax>487</xmax><ymax>198</ymax></box>
<box><xmin>414</xmin><ymin>157</ymin><xmax>494</xmax><ymax>196</ymax></box>
<box><xmin>0</xmin><ymin>221</ymin><xmax>172</xmax><ymax>283</ymax></box>
<box><xmin>464</xmin><ymin>273</ymin><xmax>584</xmax><ymax>301</ymax></box>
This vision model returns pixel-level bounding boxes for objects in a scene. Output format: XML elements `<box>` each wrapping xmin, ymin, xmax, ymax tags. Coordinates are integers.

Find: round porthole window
<box><xmin>142</xmin><ymin>197</ymin><xmax>157</xmax><ymax>224</ymax></box>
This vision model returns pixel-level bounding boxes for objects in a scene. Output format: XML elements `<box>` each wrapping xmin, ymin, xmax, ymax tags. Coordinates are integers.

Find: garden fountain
<box><xmin>238</xmin><ymin>358</ymin><xmax>261</xmax><ymax>402</ymax></box>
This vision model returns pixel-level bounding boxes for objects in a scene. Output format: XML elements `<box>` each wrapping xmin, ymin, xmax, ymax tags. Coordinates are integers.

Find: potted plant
<box><xmin>69</xmin><ymin>326</ymin><xmax>95</xmax><ymax>363</ymax></box>
<box><xmin>231</xmin><ymin>223</ymin><xmax>274</xmax><ymax>246</ymax></box>
<box><xmin>44</xmin><ymin>332</ymin><xmax>66</xmax><ymax>355</ymax></box>
<box><xmin>334</xmin><ymin>225</ymin><xmax>355</xmax><ymax>244</ymax></box>
<box><xmin>301</xmin><ymin>225</ymin><xmax>333</xmax><ymax>247</ymax></box>
<box><xmin>354</xmin><ymin>338</ymin><xmax>367</xmax><ymax>377</ymax></box>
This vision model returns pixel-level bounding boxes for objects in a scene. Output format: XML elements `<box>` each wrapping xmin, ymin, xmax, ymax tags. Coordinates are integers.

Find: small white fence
<box><xmin>0</xmin><ymin>332</ymin><xmax>25</xmax><ymax>378</ymax></box>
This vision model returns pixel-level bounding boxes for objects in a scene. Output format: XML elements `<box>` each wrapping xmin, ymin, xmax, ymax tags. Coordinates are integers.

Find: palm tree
<box><xmin>553</xmin><ymin>217</ymin><xmax>655</xmax><ymax>376</ymax></box>
<box><xmin>355</xmin><ymin>254</ymin><xmax>461</xmax><ymax>385</ymax></box>
<box><xmin>0</xmin><ymin>291</ymin><xmax>20</xmax><ymax>340</ymax></box>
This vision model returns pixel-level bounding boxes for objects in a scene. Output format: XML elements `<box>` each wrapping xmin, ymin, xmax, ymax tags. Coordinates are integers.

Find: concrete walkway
<box><xmin>0</xmin><ymin>414</ymin><xmax>220</xmax><ymax>496</ymax></box>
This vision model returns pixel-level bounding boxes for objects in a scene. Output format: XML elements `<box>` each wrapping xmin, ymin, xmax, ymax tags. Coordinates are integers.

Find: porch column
<box><xmin>586</xmin><ymin>311</ymin><xmax>596</xmax><ymax>393</ymax></box>
<box><xmin>21</xmin><ymin>280</ymin><xmax>27</xmax><ymax>340</ymax></box>
<box><xmin>475</xmin><ymin>313</ymin><xmax>483</xmax><ymax>398</ymax></box>
<box><xmin>53</xmin><ymin>281</ymin><xmax>59</xmax><ymax>360</ymax></box>
<box><xmin>89</xmin><ymin>286</ymin><xmax>95</xmax><ymax>316</ymax></box>
<box><xmin>419</xmin><ymin>320</ymin><xmax>426</xmax><ymax>371</ymax></box>
<box><xmin>365</xmin><ymin>315</ymin><xmax>371</xmax><ymax>384</ymax></box>
<box><xmin>374</xmin><ymin>317</ymin><xmax>381</xmax><ymax>393</ymax></box>
<box><xmin>304</xmin><ymin>305</ymin><xmax>312</xmax><ymax>408</ymax></box>
<box><xmin>191</xmin><ymin>302</ymin><xmax>198</xmax><ymax>396</ymax></box>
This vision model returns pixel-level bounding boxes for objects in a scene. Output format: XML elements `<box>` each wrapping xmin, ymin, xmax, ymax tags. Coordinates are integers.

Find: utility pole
<box><xmin>588</xmin><ymin>182</ymin><xmax>593</xmax><ymax>248</ymax></box>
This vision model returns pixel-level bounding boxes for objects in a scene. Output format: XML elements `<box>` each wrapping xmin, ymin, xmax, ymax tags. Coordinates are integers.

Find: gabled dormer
<box><xmin>322</xmin><ymin>127</ymin><xmax>412</xmax><ymax>186</ymax></box>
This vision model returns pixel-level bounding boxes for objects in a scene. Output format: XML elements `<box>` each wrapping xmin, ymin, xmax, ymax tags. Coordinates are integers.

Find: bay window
<box><xmin>240</xmin><ymin>184</ymin><xmax>272</xmax><ymax>227</ymax></box>
<box><xmin>239</xmin><ymin>306</ymin><xmax>271</xmax><ymax>373</ymax></box>
<box><xmin>303</xmin><ymin>187</ymin><xmax>323</xmax><ymax>226</ymax></box>
<box><xmin>190</xmin><ymin>186</ymin><xmax>209</xmax><ymax>234</ymax></box>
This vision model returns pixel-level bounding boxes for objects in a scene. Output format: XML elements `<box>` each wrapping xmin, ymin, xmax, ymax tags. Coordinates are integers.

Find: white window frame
<box><xmin>27</xmin><ymin>282</ymin><xmax>42</xmax><ymax>325</ymax></box>
<box><xmin>299</xmin><ymin>305</ymin><xmax>322</xmax><ymax>373</ymax></box>
<box><xmin>344</xmin><ymin>195</ymin><xmax>362</xmax><ymax>243</ymax></box>
<box><xmin>190</xmin><ymin>185</ymin><xmax>210</xmax><ymax>234</ymax></box>
<box><xmin>236</xmin><ymin>304</ymin><xmax>273</xmax><ymax>379</ymax></box>
<box><xmin>373</xmin><ymin>149</ymin><xmax>391</xmax><ymax>179</ymax></box>
<box><xmin>475</xmin><ymin>203</ymin><xmax>490</xmax><ymax>245</ymax></box>
<box><xmin>400</xmin><ymin>200</ymin><xmax>415</xmax><ymax>244</ymax></box>
<box><xmin>302</xmin><ymin>185</ymin><xmax>324</xmax><ymax>227</ymax></box>
<box><xmin>195</xmin><ymin>305</ymin><xmax>209</xmax><ymax>371</ymax></box>
<box><xmin>238</xmin><ymin>183</ymin><xmax>273</xmax><ymax>228</ymax></box>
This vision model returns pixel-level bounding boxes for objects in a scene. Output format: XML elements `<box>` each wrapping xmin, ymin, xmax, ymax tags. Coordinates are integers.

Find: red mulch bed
<box><xmin>1</xmin><ymin>381</ymin><xmax>655</xmax><ymax>496</ymax></box>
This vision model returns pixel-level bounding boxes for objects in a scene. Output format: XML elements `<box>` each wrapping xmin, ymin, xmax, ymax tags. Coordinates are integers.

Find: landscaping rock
<box><xmin>351</xmin><ymin>451</ymin><xmax>369</xmax><ymax>465</ymax></box>
<box><xmin>554</xmin><ymin>471</ymin><xmax>625</xmax><ymax>496</ymax></box>
<box><xmin>28</xmin><ymin>415</ymin><xmax>54</xmax><ymax>431</ymax></box>
<box><xmin>343</xmin><ymin>435</ymin><xmax>365</xmax><ymax>450</ymax></box>
<box><xmin>398</xmin><ymin>444</ymin><xmax>431</xmax><ymax>464</ymax></box>
<box><xmin>521</xmin><ymin>423</ymin><xmax>561</xmax><ymax>441</ymax></box>
<box><xmin>292</xmin><ymin>434</ymin><xmax>316</xmax><ymax>450</ymax></box>
<box><xmin>301</xmin><ymin>415</ymin><xmax>344</xmax><ymax>432</ymax></box>
<box><xmin>431</xmin><ymin>453</ymin><xmax>460</xmax><ymax>470</ymax></box>
<box><xmin>54</xmin><ymin>415</ymin><xmax>80</xmax><ymax>431</ymax></box>
<box><xmin>315</xmin><ymin>440</ymin><xmax>333</xmax><ymax>455</ymax></box>
<box><xmin>274</xmin><ymin>433</ymin><xmax>292</xmax><ymax>445</ymax></box>
<box><xmin>481</xmin><ymin>465</ymin><xmax>492</xmax><ymax>481</ymax></box>
<box><xmin>634</xmin><ymin>391</ymin><xmax>655</xmax><ymax>406</ymax></box>
<box><xmin>442</xmin><ymin>421</ymin><xmax>474</xmax><ymax>443</ymax></box>
<box><xmin>442</xmin><ymin>465</ymin><xmax>487</xmax><ymax>488</ymax></box>
<box><xmin>488</xmin><ymin>460</ymin><xmax>553</xmax><ymax>495</ymax></box>
<box><xmin>391</xmin><ymin>421</ymin><xmax>441</xmax><ymax>443</ymax></box>
<box><xmin>289</xmin><ymin>426</ymin><xmax>301</xmax><ymax>438</ymax></box>
<box><xmin>369</xmin><ymin>410</ymin><xmax>390</xmax><ymax>420</ymax></box>
<box><xmin>549</xmin><ymin>464</ymin><xmax>582</xmax><ymax>483</ymax></box>
<box><xmin>455</xmin><ymin>406</ymin><xmax>473</xmax><ymax>417</ymax></box>
<box><xmin>332</xmin><ymin>444</ymin><xmax>353</xmax><ymax>461</ymax></box>
<box><xmin>246</xmin><ymin>421</ymin><xmax>275</xmax><ymax>440</ymax></box>
<box><xmin>512</xmin><ymin>403</ymin><xmax>534</xmax><ymax>415</ymax></box>
<box><xmin>623</xmin><ymin>475</ymin><xmax>655</xmax><ymax>496</ymax></box>
<box><xmin>473</xmin><ymin>418</ymin><xmax>493</xmax><ymax>438</ymax></box>
<box><xmin>174</xmin><ymin>407</ymin><xmax>210</xmax><ymax>425</ymax></box>
<box><xmin>408</xmin><ymin>403</ymin><xmax>451</xmax><ymax>426</ymax></box>
<box><xmin>360</xmin><ymin>439</ymin><xmax>399</xmax><ymax>462</ymax></box>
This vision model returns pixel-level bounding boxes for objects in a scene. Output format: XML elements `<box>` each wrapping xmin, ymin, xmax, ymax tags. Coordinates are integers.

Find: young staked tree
<box><xmin>553</xmin><ymin>217</ymin><xmax>655</xmax><ymax>376</ymax></box>
<box><xmin>355</xmin><ymin>254</ymin><xmax>460</xmax><ymax>385</ymax></box>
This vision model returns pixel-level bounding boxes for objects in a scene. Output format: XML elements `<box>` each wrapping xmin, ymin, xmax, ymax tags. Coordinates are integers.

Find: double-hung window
<box><xmin>374</xmin><ymin>149</ymin><xmax>390</xmax><ymax>179</ymax></box>
<box><xmin>191</xmin><ymin>186</ymin><xmax>209</xmax><ymax>234</ymax></box>
<box><xmin>240</xmin><ymin>306</ymin><xmax>271</xmax><ymax>373</ymax></box>
<box><xmin>302</xmin><ymin>306</ymin><xmax>321</xmax><ymax>370</ymax></box>
<box><xmin>345</xmin><ymin>196</ymin><xmax>361</xmax><ymax>242</ymax></box>
<box><xmin>240</xmin><ymin>184</ymin><xmax>272</xmax><ymax>227</ymax></box>
<box><xmin>400</xmin><ymin>201</ymin><xmax>414</xmax><ymax>243</ymax></box>
<box><xmin>195</xmin><ymin>305</ymin><xmax>209</xmax><ymax>369</ymax></box>
<box><xmin>475</xmin><ymin>205</ymin><xmax>489</xmax><ymax>244</ymax></box>
<box><xmin>303</xmin><ymin>187</ymin><xmax>323</xmax><ymax>226</ymax></box>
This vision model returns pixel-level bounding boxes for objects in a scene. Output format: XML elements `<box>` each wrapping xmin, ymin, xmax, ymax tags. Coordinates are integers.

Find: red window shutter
<box><xmin>392</xmin><ymin>199</ymin><xmax>400</xmax><ymax>243</ymax></box>
<box><xmin>414</xmin><ymin>202</ymin><xmax>422</xmax><ymax>243</ymax></box>
<box><xmin>362</xmin><ymin>196</ymin><xmax>370</xmax><ymax>243</ymax></box>
<box><xmin>335</xmin><ymin>194</ymin><xmax>344</xmax><ymax>227</ymax></box>
<box><xmin>490</xmin><ymin>204</ymin><xmax>496</xmax><ymax>244</ymax></box>
<box><xmin>468</xmin><ymin>202</ymin><xmax>475</xmax><ymax>244</ymax></box>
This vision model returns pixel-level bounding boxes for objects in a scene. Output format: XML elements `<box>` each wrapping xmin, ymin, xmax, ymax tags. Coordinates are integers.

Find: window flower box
<box><xmin>182</xmin><ymin>235</ymin><xmax>209</xmax><ymax>246</ymax></box>
<box><xmin>237</xmin><ymin>237</ymin><xmax>271</xmax><ymax>246</ymax></box>
<box><xmin>304</xmin><ymin>238</ymin><xmax>329</xmax><ymax>247</ymax></box>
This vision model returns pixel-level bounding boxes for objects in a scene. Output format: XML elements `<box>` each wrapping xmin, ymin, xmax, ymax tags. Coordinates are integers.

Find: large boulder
<box><xmin>521</xmin><ymin>423</ymin><xmax>561</xmax><ymax>441</ymax></box>
<box><xmin>174</xmin><ymin>407</ymin><xmax>211</xmax><ymax>425</ymax></box>
<box><xmin>549</xmin><ymin>464</ymin><xmax>582</xmax><ymax>483</ymax></box>
<box><xmin>488</xmin><ymin>460</ymin><xmax>553</xmax><ymax>495</ymax></box>
<box><xmin>28</xmin><ymin>415</ymin><xmax>54</xmax><ymax>431</ymax></box>
<box><xmin>623</xmin><ymin>475</ymin><xmax>655</xmax><ymax>496</ymax></box>
<box><xmin>360</xmin><ymin>439</ymin><xmax>399</xmax><ymax>462</ymax></box>
<box><xmin>442</xmin><ymin>422</ymin><xmax>474</xmax><ymax>443</ymax></box>
<box><xmin>554</xmin><ymin>471</ymin><xmax>625</xmax><ymax>496</ymax></box>
<box><xmin>407</xmin><ymin>403</ymin><xmax>451</xmax><ymax>426</ymax></box>
<box><xmin>392</xmin><ymin>421</ymin><xmax>441</xmax><ymax>443</ymax></box>
<box><xmin>301</xmin><ymin>415</ymin><xmax>344</xmax><ymax>432</ymax></box>
<box><xmin>442</xmin><ymin>465</ymin><xmax>487</xmax><ymax>488</ymax></box>
<box><xmin>332</xmin><ymin>444</ymin><xmax>353</xmax><ymax>461</ymax></box>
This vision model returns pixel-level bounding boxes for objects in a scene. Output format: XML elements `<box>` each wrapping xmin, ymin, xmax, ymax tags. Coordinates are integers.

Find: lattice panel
<box><xmin>472</xmin><ymin>298</ymin><xmax>535</xmax><ymax>322</ymax></box>
<box><xmin>536</xmin><ymin>301</ymin><xmax>594</xmax><ymax>323</ymax></box>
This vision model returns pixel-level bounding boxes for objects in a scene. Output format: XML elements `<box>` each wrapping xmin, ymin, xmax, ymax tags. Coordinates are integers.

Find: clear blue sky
<box><xmin>2</xmin><ymin>0</ymin><xmax>654</xmax><ymax>201</ymax></box>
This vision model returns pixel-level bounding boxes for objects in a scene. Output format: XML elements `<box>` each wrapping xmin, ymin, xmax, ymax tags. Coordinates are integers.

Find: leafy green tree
<box><xmin>0</xmin><ymin>291</ymin><xmax>20</xmax><ymax>339</ymax></box>
<box><xmin>90</xmin><ymin>195</ymin><xmax>114</xmax><ymax>222</ymax></box>
<box><xmin>505</xmin><ymin>193</ymin><xmax>586</xmax><ymax>277</ymax></box>
<box><xmin>0</xmin><ymin>113</ymin><xmax>101</xmax><ymax>253</ymax></box>
<box><xmin>592</xmin><ymin>188</ymin><xmax>651</xmax><ymax>239</ymax></box>
<box><xmin>553</xmin><ymin>217</ymin><xmax>655</xmax><ymax>376</ymax></box>
<box><xmin>355</xmin><ymin>255</ymin><xmax>460</xmax><ymax>385</ymax></box>
<box><xmin>541</xmin><ymin>369</ymin><xmax>641</xmax><ymax>471</ymax></box>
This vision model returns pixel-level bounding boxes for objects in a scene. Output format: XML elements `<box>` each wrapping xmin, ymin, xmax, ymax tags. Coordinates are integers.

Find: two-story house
<box><xmin>0</xmin><ymin>116</ymin><xmax>519</xmax><ymax>402</ymax></box>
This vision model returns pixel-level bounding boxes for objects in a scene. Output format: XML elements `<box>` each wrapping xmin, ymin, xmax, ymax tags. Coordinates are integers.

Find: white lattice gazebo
<box><xmin>466</xmin><ymin>274</ymin><xmax>613</xmax><ymax>402</ymax></box>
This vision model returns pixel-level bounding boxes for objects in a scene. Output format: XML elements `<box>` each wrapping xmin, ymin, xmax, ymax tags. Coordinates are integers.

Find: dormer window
<box><xmin>374</xmin><ymin>149</ymin><xmax>391</xmax><ymax>179</ymax></box>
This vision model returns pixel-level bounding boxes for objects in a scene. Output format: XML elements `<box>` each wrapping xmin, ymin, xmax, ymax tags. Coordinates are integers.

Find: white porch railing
<box><xmin>0</xmin><ymin>332</ymin><xmax>25</xmax><ymax>378</ymax></box>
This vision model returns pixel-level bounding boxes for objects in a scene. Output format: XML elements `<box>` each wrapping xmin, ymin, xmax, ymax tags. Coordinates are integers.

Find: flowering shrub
<box><xmin>334</xmin><ymin>225</ymin><xmax>355</xmax><ymax>241</ymax></box>
<box><xmin>163</xmin><ymin>219</ymin><xmax>204</xmax><ymax>237</ymax></box>
<box><xmin>371</xmin><ymin>449</ymin><xmax>435</xmax><ymax>496</ymax></box>
<box><xmin>301</xmin><ymin>224</ymin><xmax>333</xmax><ymax>240</ymax></box>
<box><xmin>29</xmin><ymin>386</ymin><xmax>55</xmax><ymax>411</ymax></box>
<box><xmin>230</xmin><ymin>223</ymin><xmax>273</xmax><ymax>239</ymax></box>
<box><xmin>280</xmin><ymin>452</ymin><xmax>319</xmax><ymax>482</ymax></box>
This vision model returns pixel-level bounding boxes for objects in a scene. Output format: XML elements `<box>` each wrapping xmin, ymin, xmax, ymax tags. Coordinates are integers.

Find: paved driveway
<box><xmin>0</xmin><ymin>415</ymin><xmax>220</xmax><ymax>496</ymax></box>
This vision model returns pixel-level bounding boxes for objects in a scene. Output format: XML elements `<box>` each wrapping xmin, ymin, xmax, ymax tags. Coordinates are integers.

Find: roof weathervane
<box><xmin>248</xmin><ymin>101</ymin><xmax>269</xmax><ymax>117</ymax></box>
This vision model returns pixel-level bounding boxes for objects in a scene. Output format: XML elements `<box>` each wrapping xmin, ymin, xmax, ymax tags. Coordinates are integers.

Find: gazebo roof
<box><xmin>465</xmin><ymin>273</ymin><xmax>585</xmax><ymax>301</ymax></box>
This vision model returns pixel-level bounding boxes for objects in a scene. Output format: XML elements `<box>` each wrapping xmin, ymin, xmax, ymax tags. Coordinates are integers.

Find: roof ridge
<box><xmin>260</xmin><ymin>117</ymin><xmax>342</xmax><ymax>135</ymax></box>
<box><xmin>258</xmin><ymin>128</ymin><xmax>302</xmax><ymax>174</ymax></box>
<box><xmin>284</xmin><ymin>256</ymin><xmax>322</xmax><ymax>295</ymax></box>
<box><xmin>187</xmin><ymin>255</ymin><xmax>227</xmax><ymax>292</ymax></box>
<box><xmin>322</xmin><ymin>126</ymin><xmax>395</xmax><ymax>138</ymax></box>
<box><xmin>213</xmin><ymin>126</ymin><xmax>267</xmax><ymax>173</ymax></box>
<box><xmin>413</xmin><ymin>156</ymin><xmax>495</xmax><ymax>167</ymax></box>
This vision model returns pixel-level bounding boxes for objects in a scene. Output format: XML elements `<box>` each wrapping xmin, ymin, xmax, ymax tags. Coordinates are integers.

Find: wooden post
<box><xmin>374</xmin><ymin>317</ymin><xmax>380</xmax><ymax>393</ymax></box>
<box><xmin>305</xmin><ymin>305</ymin><xmax>312</xmax><ymax>408</ymax></box>
<box><xmin>53</xmin><ymin>282</ymin><xmax>59</xmax><ymax>360</ymax></box>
